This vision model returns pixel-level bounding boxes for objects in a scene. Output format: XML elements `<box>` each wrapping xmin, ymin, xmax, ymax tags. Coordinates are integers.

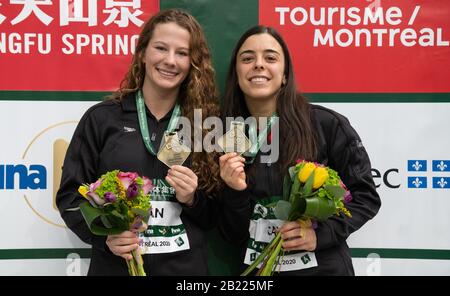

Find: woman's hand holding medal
<box><xmin>219</xmin><ymin>153</ymin><xmax>247</xmax><ymax>191</ymax></box>
<box><xmin>166</xmin><ymin>165</ymin><xmax>198</xmax><ymax>206</ymax></box>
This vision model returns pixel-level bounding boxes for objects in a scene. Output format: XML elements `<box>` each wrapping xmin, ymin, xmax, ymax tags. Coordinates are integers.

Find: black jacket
<box><xmin>218</xmin><ymin>104</ymin><xmax>381</xmax><ymax>275</ymax></box>
<box><xmin>56</xmin><ymin>93</ymin><xmax>215</xmax><ymax>275</ymax></box>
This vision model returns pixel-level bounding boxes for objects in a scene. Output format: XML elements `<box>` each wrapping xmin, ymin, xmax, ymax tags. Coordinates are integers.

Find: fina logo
<box><xmin>1</xmin><ymin>121</ymin><xmax>78</xmax><ymax>227</ymax></box>
<box><xmin>407</xmin><ymin>160</ymin><xmax>450</xmax><ymax>189</ymax></box>
<box><xmin>0</xmin><ymin>164</ymin><xmax>46</xmax><ymax>189</ymax></box>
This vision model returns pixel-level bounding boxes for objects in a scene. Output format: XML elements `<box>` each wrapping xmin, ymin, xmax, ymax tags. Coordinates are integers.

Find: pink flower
<box><xmin>87</xmin><ymin>191</ymin><xmax>105</xmax><ymax>206</ymax></box>
<box><xmin>313</xmin><ymin>161</ymin><xmax>325</xmax><ymax>168</ymax></box>
<box><xmin>86</xmin><ymin>179</ymin><xmax>105</xmax><ymax>206</ymax></box>
<box><xmin>89</xmin><ymin>179</ymin><xmax>102</xmax><ymax>192</ymax></box>
<box><xmin>142</xmin><ymin>177</ymin><xmax>153</xmax><ymax>195</ymax></box>
<box><xmin>339</xmin><ymin>179</ymin><xmax>349</xmax><ymax>191</ymax></box>
<box><xmin>344</xmin><ymin>191</ymin><xmax>353</xmax><ymax>203</ymax></box>
<box><xmin>118</xmin><ymin>172</ymin><xmax>138</xmax><ymax>189</ymax></box>
<box><xmin>339</xmin><ymin>180</ymin><xmax>352</xmax><ymax>203</ymax></box>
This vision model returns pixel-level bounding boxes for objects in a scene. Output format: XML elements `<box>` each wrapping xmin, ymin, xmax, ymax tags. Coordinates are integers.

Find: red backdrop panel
<box><xmin>0</xmin><ymin>1</ymin><xmax>159</xmax><ymax>91</ymax></box>
<box><xmin>259</xmin><ymin>0</ymin><xmax>450</xmax><ymax>92</ymax></box>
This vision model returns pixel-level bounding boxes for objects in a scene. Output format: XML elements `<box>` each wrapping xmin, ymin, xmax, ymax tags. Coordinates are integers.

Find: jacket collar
<box><xmin>121</xmin><ymin>91</ymin><xmax>176</xmax><ymax>122</ymax></box>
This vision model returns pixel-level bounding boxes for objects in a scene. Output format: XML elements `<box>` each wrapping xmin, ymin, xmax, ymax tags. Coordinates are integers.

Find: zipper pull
<box><xmin>151</xmin><ymin>132</ymin><xmax>156</xmax><ymax>141</ymax></box>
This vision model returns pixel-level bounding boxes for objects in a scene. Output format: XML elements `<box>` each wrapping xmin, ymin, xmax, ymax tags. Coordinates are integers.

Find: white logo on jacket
<box><xmin>123</xmin><ymin>126</ymin><xmax>136</xmax><ymax>132</ymax></box>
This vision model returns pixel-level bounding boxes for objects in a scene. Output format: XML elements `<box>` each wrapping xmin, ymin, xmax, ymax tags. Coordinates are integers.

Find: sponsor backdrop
<box><xmin>0</xmin><ymin>0</ymin><xmax>449</xmax><ymax>275</ymax></box>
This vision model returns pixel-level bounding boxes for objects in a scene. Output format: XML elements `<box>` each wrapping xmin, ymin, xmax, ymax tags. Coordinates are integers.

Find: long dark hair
<box><xmin>109</xmin><ymin>9</ymin><xmax>221</xmax><ymax>196</ymax></box>
<box><xmin>223</xmin><ymin>26</ymin><xmax>317</xmax><ymax>173</ymax></box>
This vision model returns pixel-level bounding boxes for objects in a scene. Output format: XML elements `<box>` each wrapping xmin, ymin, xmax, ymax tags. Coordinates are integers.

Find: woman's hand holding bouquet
<box><xmin>76</xmin><ymin>170</ymin><xmax>152</xmax><ymax>276</ymax></box>
<box><xmin>242</xmin><ymin>160</ymin><xmax>352</xmax><ymax>276</ymax></box>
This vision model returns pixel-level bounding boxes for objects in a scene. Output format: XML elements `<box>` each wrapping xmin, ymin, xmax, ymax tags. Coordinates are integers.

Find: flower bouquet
<box><xmin>77</xmin><ymin>170</ymin><xmax>152</xmax><ymax>276</ymax></box>
<box><xmin>242</xmin><ymin>160</ymin><xmax>352</xmax><ymax>276</ymax></box>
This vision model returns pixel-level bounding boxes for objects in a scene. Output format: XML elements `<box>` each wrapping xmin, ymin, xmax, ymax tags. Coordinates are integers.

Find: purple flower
<box><xmin>104</xmin><ymin>192</ymin><xmax>116</xmax><ymax>203</ymax></box>
<box><xmin>126</xmin><ymin>182</ymin><xmax>139</xmax><ymax>200</ymax></box>
<box><xmin>131</xmin><ymin>216</ymin><xmax>143</xmax><ymax>230</ymax></box>
<box><xmin>131</xmin><ymin>216</ymin><xmax>148</xmax><ymax>232</ymax></box>
<box><xmin>142</xmin><ymin>176</ymin><xmax>153</xmax><ymax>195</ymax></box>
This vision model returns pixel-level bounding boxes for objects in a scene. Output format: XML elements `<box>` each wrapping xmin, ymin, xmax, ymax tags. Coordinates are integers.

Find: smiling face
<box><xmin>236</xmin><ymin>33</ymin><xmax>285</xmax><ymax>105</ymax></box>
<box><xmin>141</xmin><ymin>22</ymin><xmax>191</xmax><ymax>94</ymax></box>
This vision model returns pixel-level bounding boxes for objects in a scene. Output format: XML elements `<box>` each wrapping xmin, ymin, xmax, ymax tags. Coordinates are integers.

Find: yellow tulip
<box><xmin>298</xmin><ymin>162</ymin><xmax>316</xmax><ymax>183</ymax></box>
<box><xmin>78</xmin><ymin>185</ymin><xmax>88</xmax><ymax>198</ymax></box>
<box><xmin>313</xmin><ymin>167</ymin><xmax>329</xmax><ymax>189</ymax></box>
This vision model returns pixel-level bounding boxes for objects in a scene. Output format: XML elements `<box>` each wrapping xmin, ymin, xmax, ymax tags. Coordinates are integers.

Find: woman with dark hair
<box><xmin>219</xmin><ymin>26</ymin><xmax>381</xmax><ymax>275</ymax></box>
<box><xmin>57</xmin><ymin>9</ymin><xmax>220</xmax><ymax>275</ymax></box>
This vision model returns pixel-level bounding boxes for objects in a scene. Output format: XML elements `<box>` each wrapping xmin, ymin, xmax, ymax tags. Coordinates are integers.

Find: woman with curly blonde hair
<box><xmin>57</xmin><ymin>9</ymin><xmax>221</xmax><ymax>275</ymax></box>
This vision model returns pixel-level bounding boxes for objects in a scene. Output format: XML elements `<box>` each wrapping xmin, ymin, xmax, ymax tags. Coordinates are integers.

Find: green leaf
<box><xmin>100</xmin><ymin>215</ymin><xmax>112</xmax><ymax>228</ymax></box>
<box><xmin>79</xmin><ymin>201</ymin><xmax>103</xmax><ymax>227</ymax></box>
<box><xmin>288</xmin><ymin>197</ymin><xmax>306</xmax><ymax>221</ymax></box>
<box><xmin>90</xmin><ymin>224</ymin><xmax>123</xmax><ymax>236</ymax></box>
<box><xmin>288</xmin><ymin>165</ymin><xmax>297</xmax><ymax>179</ymax></box>
<box><xmin>289</xmin><ymin>176</ymin><xmax>301</xmax><ymax>204</ymax></box>
<box><xmin>282</xmin><ymin>174</ymin><xmax>292</xmax><ymax>201</ymax></box>
<box><xmin>302</xmin><ymin>196</ymin><xmax>336</xmax><ymax>221</ymax></box>
<box><xmin>110</xmin><ymin>209</ymin><xmax>125</xmax><ymax>220</ymax></box>
<box><xmin>79</xmin><ymin>201</ymin><xmax>126</xmax><ymax>236</ymax></box>
<box><xmin>273</xmin><ymin>200</ymin><xmax>291</xmax><ymax>220</ymax></box>
<box><xmin>119</xmin><ymin>202</ymin><xmax>129</xmax><ymax>215</ymax></box>
<box><xmin>324</xmin><ymin>184</ymin><xmax>346</xmax><ymax>199</ymax></box>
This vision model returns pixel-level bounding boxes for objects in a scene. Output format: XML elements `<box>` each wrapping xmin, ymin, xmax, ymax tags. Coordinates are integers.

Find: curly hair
<box><xmin>109</xmin><ymin>9</ymin><xmax>221</xmax><ymax>196</ymax></box>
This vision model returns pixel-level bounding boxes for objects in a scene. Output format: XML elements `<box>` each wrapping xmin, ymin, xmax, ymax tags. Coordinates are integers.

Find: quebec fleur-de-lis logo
<box><xmin>408</xmin><ymin>160</ymin><xmax>426</xmax><ymax>173</ymax></box>
<box><xmin>437</xmin><ymin>178</ymin><xmax>448</xmax><ymax>188</ymax></box>
<box><xmin>408</xmin><ymin>176</ymin><xmax>427</xmax><ymax>189</ymax></box>
<box><xmin>412</xmin><ymin>161</ymin><xmax>423</xmax><ymax>171</ymax></box>
<box><xmin>436</xmin><ymin>161</ymin><xmax>448</xmax><ymax>171</ymax></box>
<box><xmin>412</xmin><ymin>177</ymin><xmax>423</xmax><ymax>188</ymax></box>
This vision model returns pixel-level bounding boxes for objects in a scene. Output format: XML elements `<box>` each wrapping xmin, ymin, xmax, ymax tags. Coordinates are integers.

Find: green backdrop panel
<box><xmin>161</xmin><ymin>0</ymin><xmax>258</xmax><ymax>275</ymax></box>
<box><xmin>161</xmin><ymin>0</ymin><xmax>259</xmax><ymax>96</ymax></box>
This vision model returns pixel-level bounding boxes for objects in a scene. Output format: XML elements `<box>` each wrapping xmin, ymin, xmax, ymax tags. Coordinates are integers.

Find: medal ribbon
<box><xmin>136</xmin><ymin>90</ymin><xmax>181</xmax><ymax>156</ymax></box>
<box><xmin>244</xmin><ymin>113</ymin><xmax>278</xmax><ymax>163</ymax></box>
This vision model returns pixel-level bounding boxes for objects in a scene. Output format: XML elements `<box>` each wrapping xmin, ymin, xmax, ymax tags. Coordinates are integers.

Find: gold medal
<box><xmin>218</xmin><ymin>121</ymin><xmax>252</xmax><ymax>154</ymax></box>
<box><xmin>157</xmin><ymin>131</ymin><xmax>191</xmax><ymax>168</ymax></box>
